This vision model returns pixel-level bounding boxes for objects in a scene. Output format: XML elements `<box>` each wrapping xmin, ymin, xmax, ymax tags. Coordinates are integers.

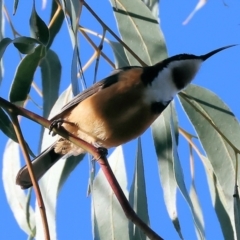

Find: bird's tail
<box><xmin>16</xmin><ymin>143</ymin><xmax>63</xmax><ymax>189</ymax></box>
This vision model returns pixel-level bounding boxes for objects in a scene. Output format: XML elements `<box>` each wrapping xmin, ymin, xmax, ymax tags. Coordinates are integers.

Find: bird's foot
<box><xmin>96</xmin><ymin>147</ymin><xmax>108</xmax><ymax>160</ymax></box>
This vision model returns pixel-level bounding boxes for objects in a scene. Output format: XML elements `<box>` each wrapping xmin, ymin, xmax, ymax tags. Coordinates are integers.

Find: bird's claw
<box><xmin>96</xmin><ymin>147</ymin><xmax>108</xmax><ymax>160</ymax></box>
<box><xmin>49</xmin><ymin>119</ymin><xmax>64</xmax><ymax>135</ymax></box>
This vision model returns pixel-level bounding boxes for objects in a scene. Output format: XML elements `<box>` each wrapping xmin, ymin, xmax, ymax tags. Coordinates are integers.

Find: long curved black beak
<box><xmin>201</xmin><ymin>44</ymin><xmax>237</xmax><ymax>61</ymax></box>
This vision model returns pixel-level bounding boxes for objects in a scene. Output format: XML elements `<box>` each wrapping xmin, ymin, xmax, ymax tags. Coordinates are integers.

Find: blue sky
<box><xmin>1</xmin><ymin>0</ymin><xmax>240</xmax><ymax>239</ymax></box>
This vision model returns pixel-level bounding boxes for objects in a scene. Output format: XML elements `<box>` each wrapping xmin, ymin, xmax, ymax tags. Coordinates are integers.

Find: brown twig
<box><xmin>0</xmin><ymin>96</ymin><xmax>163</xmax><ymax>240</ymax></box>
<box><xmin>9</xmin><ymin>114</ymin><xmax>50</xmax><ymax>240</ymax></box>
<box><xmin>97</xmin><ymin>156</ymin><xmax>163</xmax><ymax>240</ymax></box>
<box><xmin>82</xmin><ymin>1</ymin><xmax>147</xmax><ymax>67</ymax></box>
<box><xmin>78</xmin><ymin>26</ymin><xmax>115</xmax><ymax>68</ymax></box>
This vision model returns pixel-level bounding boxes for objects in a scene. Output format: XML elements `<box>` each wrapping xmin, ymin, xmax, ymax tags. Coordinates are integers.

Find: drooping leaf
<box><xmin>179</xmin><ymin>84</ymin><xmax>240</xmax><ymax>237</ymax></box>
<box><xmin>47</xmin><ymin>1</ymin><xmax>64</xmax><ymax>48</ymax></box>
<box><xmin>170</xmin><ymin>113</ymin><xmax>205</xmax><ymax>239</ymax></box>
<box><xmin>30</xmin><ymin>2</ymin><xmax>49</xmax><ymax>45</ymax></box>
<box><xmin>109</xmin><ymin>0</ymin><xmax>166</xmax><ymax>66</ymax></box>
<box><xmin>142</xmin><ymin>0</ymin><xmax>160</xmax><ymax>22</ymax></box>
<box><xmin>0</xmin><ymin>107</ymin><xmax>17</xmax><ymax>142</ymax></box>
<box><xmin>2</xmin><ymin>140</ymin><xmax>35</xmax><ymax>236</ymax></box>
<box><xmin>40</xmin><ymin>49</ymin><xmax>61</xmax><ymax>118</ymax></box>
<box><xmin>152</xmin><ymin>103</ymin><xmax>183</xmax><ymax>239</ymax></box>
<box><xmin>13</xmin><ymin>0</ymin><xmax>19</xmax><ymax>15</ymax></box>
<box><xmin>129</xmin><ymin>138</ymin><xmax>150</xmax><ymax>239</ymax></box>
<box><xmin>9</xmin><ymin>45</ymin><xmax>46</xmax><ymax>105</ymax></box>
<box><xmin>205</xmin><ymin>164</ymin><xmax>234</xmax><ymax>239</ymax></box>
<box><xmin>109</xmin><ymin>41</ymin><xmax>129</xmax><ymax>68</ymax></box>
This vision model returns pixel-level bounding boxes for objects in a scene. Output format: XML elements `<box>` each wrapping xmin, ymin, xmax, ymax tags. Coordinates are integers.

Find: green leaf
<box><xmin>2</xmin><ymin>140</ymin><xmax>35</xmax><ymax>236</ymax></box>
<box><xmin>0</xmin><ymin>107</ymin><xmax>17</xmax><ymax>142</ymax></box>
<box><xmin>9</xmin><ymin>45</ymin><xmax>46</xmax><ymax>104</ymax></box>
<box><xmin>13</xmin><ymin>0</ymin><xmax>19</xmax><ymax>15</ymax></box>
<box><xmin>0</xmin><ymin>37</ymin><xmax>40</xmax><ymax>57</ymax></box>
<box><xmin>142</xmin><ymin>0</ymin><xmax>160</xmax><ymax>22</ymax></box>
<box><xmin>40</xmin><ymin>49</ymin><xmax>61</xmax><ymax>118</ymax></box>
<box><xmin>129</xmin><ymin>138</ymin><xmax>150</xmax><ymax>239</ymax></box>
<box><xmin>71</xmin><ymin>45</ymin><xmax>80</xmax><ymax>95</ymax></box>
<box><xmin>30</xmin><ymin>2</ymin><xmax>49</xmax><ymax>45</ymax></box>
<box><xmin>189</xmin><ymin>176</ymin><xmax>205</xmax><ymax>240</ymax></box>
<box><xmin>109</xmin><ymin>0</ymin><xmax>166</xmax><ymax>66</ymax></box>
<box><xmin>92</xmin><ymin>146</ymin><xmax>130</xmax><ymax>240</ymax></box>
<box><xmin>179</xmin><ymin>84</ymin><xmax>240</xmax><ymax>237</ymax></box>
<box><xmin>152</xmin><ymin>103</ymin><xmax>183</xmax><ymax>239</ymax></box>
<box><xmin>13</xmin><ymin>37</ymin><xmax>40</xmax><ymax>54</ymax></box>
<box><xmin>170</xmin><ymin>114</ymin><xmax>205</xmax><ymax>239</ymax></box>
<box><xmin>205</xmin><ymin>163</ymin><xmax>234</xmax><ymax>239</ymax></box>
<box><xmin>47</xmin><ymin>1</ymin><xmax>64</xmax><ymax>48</ymax></box>
<box><xmin>109</xmin><ymin>41</ymin><xmax>129</xmax><ymax>68</ymax></box>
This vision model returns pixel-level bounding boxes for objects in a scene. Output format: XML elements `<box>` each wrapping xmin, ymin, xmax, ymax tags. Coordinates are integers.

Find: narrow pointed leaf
<box><xmin>152</xmin><ymin>103</ymin><xmax>183</xmax><ymax>239</ymax></box>
<box><xmin>205</xmin><ymin>162</ymin><xmax>234</xmax><ymax>239</ymax></box>
<box><xmin>179</xmin><ymin>84</ymin><xmax>240</xmax><ymax>213</ymax></box>
<box><xmin>13</xmin><ymin>0</ymin><xmax>19</xmax><ymax>15</ymax></box>
<box><xmin>109</xmin><ymin>0</ymin><xmax>166</xmax><ymax>66</ymax></box>
<box><xmin>129</xmin><ymin>138</ymin><xmax>150</xmax><ymax>239</ymax></box>
<box><xmin>179</xmin><ymin>84</ymin><xmax>240</xmax><ymax>236</ymax></box>
<box><xmin>109</xmin><ymin>41</ymin><xmax>129</xmax><ymax>68</ymax></box>
<box><xmin>47</xmin><ymin>1</ymin><xmax>64</xmax><ymax>48</ymax></box>
<box><xmin>170</xmin><ymin>115</ymin><xmax>205</xmax><ymax>239</ymax></box>
<box><xmin>142</xmin><ymin>0</ymin><xmax>160</xmax><ymax>22</ymax></box>
<box><xmin>0</xmin><ymin>107</ymin><xmax>17</xmax><ymax>141</ymax></box>
<box><xmin>40</xmin><ymin>49</ymin><xmax>61</xmax><ymax>118</ymax></box>
<box><xmin>2</xmin><ymin>140</ymin><xmax>35</xmax><ymax>235</ymax></box>
<box><xmin>9</xmin><ymin>45</ymin><xmax>46</xmax><ymax>104</ymax></box>
<box><xmin>30</xmin><ymin>3</ymin><xmax>49</xmax><ymax>45</ymax></box>
<box><xmin>189</xmin><ymin>181</ymin><xmax>205</xmax><ymax>240</ymax></box>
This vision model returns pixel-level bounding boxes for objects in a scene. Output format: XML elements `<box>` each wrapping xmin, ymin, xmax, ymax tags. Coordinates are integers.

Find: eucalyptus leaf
<box><xmin>30</xmin><ymin>3</ymin><xmax>49</xmax><ymax>45</ymax></box>
<box><xmin>179</xmin><ymin>84</ymin><xmax>240</xmax><ymax>237</ymax></box>
<box><xmin>109</xmin><ymin>0</ymin><xmax>166</xmax><ymax>66</ymax></box>
<box><xmin>152</xmin><ymin>103</ymin><xmax>183</xmax><ymax>239</ymax></box>
<box><xmin>13</xmin><ymin>0</ymin><xmax>19</xmax><ymax>15</ymax></box>
<box><xmin>47</xmin><ymin>1</ymin><xmax>64</xmax><ymax>48</ymax></box>
<box><xmin>9</xmin><ymin>45</ymin><xmax>46</xmax><ymax>104</ymax></box>
<box><xmin>0</xmin><ymin>107</ymin><xmax>17</xmax><ymax>142</ymax></box>
<box><xmin>40</xmin><ymin>49</ymin><xmax>61</xmax><ymax>118</ymax></box>
<box><xmin>3</xmin><ymin>140</ymin><xmax>35</xmax><ymax>236</ymax></box>
<box><xmin>129</xmin><ymin>138</ymin><xmax>150</xmax><ymax>239</ymax></box>
<box><xmin>109</xmin><ymin>41</ymin><xmax>129</xmax><ymax>68</ymax></box>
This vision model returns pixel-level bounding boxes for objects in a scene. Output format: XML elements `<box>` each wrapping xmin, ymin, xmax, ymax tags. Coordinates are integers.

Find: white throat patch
<box><xmin>143</xmin><ymin>59</ymin><xmax>202</xmax><ymax>105</ymax></box>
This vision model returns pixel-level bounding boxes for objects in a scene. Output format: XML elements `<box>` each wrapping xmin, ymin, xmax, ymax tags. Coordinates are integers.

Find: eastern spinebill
<box><xmin>16</xmin><ymin>45</ymin><xmax>235</xmax><ymax>189</ymax></box>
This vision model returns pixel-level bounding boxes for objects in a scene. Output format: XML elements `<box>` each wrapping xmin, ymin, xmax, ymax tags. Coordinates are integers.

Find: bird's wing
<box><xmin>50</xmin><ymin>66</ymin><xmax>141</xmax><ymax>120</ymax></box>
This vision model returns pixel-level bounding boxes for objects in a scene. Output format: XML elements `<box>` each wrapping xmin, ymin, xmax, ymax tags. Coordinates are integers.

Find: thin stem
<box><xmin>82</xmin><ymin>1</ymin><xmax>147</xmax><ymax>67</ymax></box>
<box><xmin>93</xmin><ymin>28</ymin><xmax>106</xmax><ymax>83</ymax></box>
<box><xmin>10</xmin><ymin>114</ymin><xmax>50</xmax><ymax>240</ymax></box>
<box><xmin>78</xmin><ymin>26</ymin><xmax>115</xmax><ymax>68</ymax></box>
<box><xmin>0</xmin><ymin>96</ymin><xmax>164</xmax><ymax>240</ymax></box>
<box><xmin>97</xmin><ymin>156</ymin><xmax>163</xmax><ymax>240</ymax></box>
<box><xmin>179</xmin><ymin>127</ymin><xmax>206</xmax><ymax>164</ymax></box>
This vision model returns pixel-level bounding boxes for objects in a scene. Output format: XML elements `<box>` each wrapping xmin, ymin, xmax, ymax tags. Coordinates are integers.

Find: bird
<box><xmin>16</xmin><ymin>45</ymin><xmax>235</xmax><ymax>189</ymax></box>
